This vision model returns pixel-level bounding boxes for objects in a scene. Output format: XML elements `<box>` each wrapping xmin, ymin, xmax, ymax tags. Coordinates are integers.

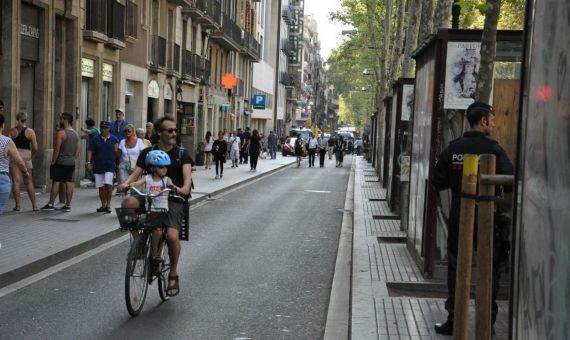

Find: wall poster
<box><xmin>401</xmin><ymin>84</ymin><xmax>414</xmax><ymax>121</ymax></box>
<box><xmin>444</xmin><ymin>41</ymin><xmax>481</xmax><ymax>109</ymax></box>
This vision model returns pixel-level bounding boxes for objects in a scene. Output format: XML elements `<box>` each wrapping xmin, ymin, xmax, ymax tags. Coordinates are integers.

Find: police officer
<box><xmin>432</xmin><ymin>101</ymin><xmax>514</xmax><ymax>335</ymax></box>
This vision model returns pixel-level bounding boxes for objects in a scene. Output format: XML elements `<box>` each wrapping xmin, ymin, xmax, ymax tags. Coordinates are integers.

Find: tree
<box><xmin>475</xmin><ymin>0</ymin><xmax>502</xmax><ymax>103</ymax></box>
<box><xmin>401</xmin><ymin>0</ymin><xmax>421</xmax><ymax>77</ymax></box>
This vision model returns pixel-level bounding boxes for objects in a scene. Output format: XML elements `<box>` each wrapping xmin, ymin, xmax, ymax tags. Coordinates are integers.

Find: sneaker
<box><xmin>40</xmin><ymin>203</ymin><xmax>55</xmax><ymax>211</ymax></box>
<box><xmin>215</xmin><ymin>175</ymin><xmax>219</xmax><ymax>179</ymax></box>
<box><xmin>54</xmin><ymin>202</ymin><xmax>66</xmax><ymax>210</ymax></box>
<box><xmin>61</xmin><ymin>205</ymin><xmax>71</xmax><ymax>212</ymax></box>
<box><xmin>104</xmin><ymin>207</ymin><xmax>112</xmax><ymax>213</ymax></box>
<box><xmin>220</xmin><ymin>173</ymin><xmax>223</xmax><ymax>178</ymax></box>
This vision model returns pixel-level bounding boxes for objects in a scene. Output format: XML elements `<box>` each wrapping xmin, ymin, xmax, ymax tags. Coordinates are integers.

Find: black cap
<box><xmin>466</xmin><ymin>101</ymin><xmax>492</xmax><ymax>114</ymax></box>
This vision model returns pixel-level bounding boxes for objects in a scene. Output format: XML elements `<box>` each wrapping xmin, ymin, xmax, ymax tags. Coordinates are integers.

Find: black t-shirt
<box><xmin>212</xmin><ymin>139</ymin><xmax>227</xmax><ymax>160</ymax></box>
<box><xmin>249</xmin><ymin>135</ymin><xmax>261</xmax><ymax>155</ymax></box>
<box><xmin>136</xmin><ymin>146</ymin><xmax>194</xmax><ymax>189</ymax></box>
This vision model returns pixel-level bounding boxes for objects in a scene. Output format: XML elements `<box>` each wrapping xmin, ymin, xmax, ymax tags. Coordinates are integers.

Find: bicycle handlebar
<box><xmin>127</xmin><ymin>186</ymin><xmax>184</xmax><ymax>201</ymax></box>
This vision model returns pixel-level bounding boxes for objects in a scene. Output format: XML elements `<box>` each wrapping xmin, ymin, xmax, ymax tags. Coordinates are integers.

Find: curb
<box><xmin>0</xmin><ymin>159</ymin><xmax>296</xmax><ymax>290</ymax></box>
<box><xmin>323</xmin><ymin>156</ymin><xmax>355</xmax><ymax>340</ymax></box>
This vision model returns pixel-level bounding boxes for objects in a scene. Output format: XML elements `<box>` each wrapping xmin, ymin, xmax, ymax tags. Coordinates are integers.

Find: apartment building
<box><xmin>81</xmin><ymin>0</ymin><xmax>260</xmax><ymax>159</ymax></box>
<box><xmin>0</xmin><ymin>0</ymin><xmax>81</xmax><ymax>186</ymax></box>
<box><xmin>250</xmin><ymin>0</ymin><xmax>277</xmax><ymax>136</ymax></box>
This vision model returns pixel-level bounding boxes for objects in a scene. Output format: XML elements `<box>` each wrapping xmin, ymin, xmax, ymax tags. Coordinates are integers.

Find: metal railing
<box><xmin>151</xmin><ymin>35</ymin><xmax>167</xmax><ymax>67</ymax></box>
<box><xmin>242</xmin><ymin>30</ymin><xmax>260</xmax><ymax>58</ymax></box>
<box><xmin>220</xmin><ymin>13</ymin><xmax>242</xmax><ymax>45</ymax></box>
<box><xmin>196</xmin><ymin>0</ymin><xmax>222</xmax><ymax>25</ymax></box>
<box><xmin>182</xmin><ymin>50</ymin><xmax>193</xmax><ymax>77</ymax></box>
<box><xmin>281</xmin><ymin>5</ymin><xmax>296</xmax><ymax>26</ymax></box>
<box><xmin>85</xmin><ymin>0</ymin><xmax>107</xmax><ymax>33</ymax></box>
<box><xmin>173</xmin><ymin>44</ymin><xmax>181</xmax><ymax>72</ymax></box>
<box><xmin>201</xmin><ymin>59</ymin><xmax>211</xmax><ymax>84</ymax></box>
<box><xmin>280</xmin><ymin>72</ymin><xmax>297</xmax><ymax>87</ymax></box>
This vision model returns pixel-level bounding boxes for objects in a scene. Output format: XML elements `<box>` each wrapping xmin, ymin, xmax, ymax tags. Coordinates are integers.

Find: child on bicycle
<box><xmin>124</xmin><ymin>150</ymin><xmax>180</xmax><ymax>211</ymax></box>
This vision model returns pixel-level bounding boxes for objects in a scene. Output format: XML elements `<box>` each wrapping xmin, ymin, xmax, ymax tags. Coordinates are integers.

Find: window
<box><xmin>107</xmin><ymin>0</ymin><xmax>125</xmax><ymax>40</ymax></box>
<box><xmin>126</xmin><ymin>1</ymin><xmax>138</xmax><ymax>38</ymax></box>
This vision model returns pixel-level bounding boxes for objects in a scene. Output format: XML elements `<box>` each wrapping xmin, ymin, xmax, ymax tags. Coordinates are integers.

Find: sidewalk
<box><xmin>349</xmin><ymin>157</ymin><xmax>509</xmax><ymax>339</ymax></box>
<box><xmin>0</xmin><ymin>154</ymin><xmax>296</xmax><ymax>289</ymax></box>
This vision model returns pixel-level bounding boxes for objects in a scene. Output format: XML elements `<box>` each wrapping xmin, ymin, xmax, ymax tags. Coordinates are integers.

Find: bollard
<box><xmin>453</xmin><ymin>154</ymin><xmax>479</xmax><ymax>340</ymax></box>
<box><xmin>476</xmin><ymin>155</ymin><xmax>496</xmax><ymax>340</ymax></box>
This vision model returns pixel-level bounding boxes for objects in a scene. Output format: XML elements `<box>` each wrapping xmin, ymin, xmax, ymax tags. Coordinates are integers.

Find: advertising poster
<box><xmin>444</xmin><ymin>41</ymin><xmax>481</xmax><ymax>109</ymax></box>
<box><xmin>401</xmin><ymin>84</ymin><xmax>414</xmax><ymax>121</ymax></box>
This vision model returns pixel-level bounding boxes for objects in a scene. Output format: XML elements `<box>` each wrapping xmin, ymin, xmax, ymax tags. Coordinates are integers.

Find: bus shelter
<box><xmin>408</xmin><ymin>29</ymin><xmax>523</xmax><ymax>276</ymax></box>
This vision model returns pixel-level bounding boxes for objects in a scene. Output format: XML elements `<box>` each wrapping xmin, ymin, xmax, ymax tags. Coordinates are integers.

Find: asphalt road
<box><xmin>0</xmin><ymin>155</ymin><xmax>351</xmax><ymax>340</ymax></box>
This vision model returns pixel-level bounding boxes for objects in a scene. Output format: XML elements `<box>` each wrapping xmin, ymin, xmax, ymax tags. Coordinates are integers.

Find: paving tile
<box><xmin>368</xmin><ymin>243</ymin><xmax>425</xmax><ymax>283</ymax></box>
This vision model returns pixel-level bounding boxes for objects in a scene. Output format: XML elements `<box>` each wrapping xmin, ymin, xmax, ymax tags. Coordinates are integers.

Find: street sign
<box><xmin>252</xmin><ymin>94</ymin><xmax>266</xmax><ymax>109</ymax></box>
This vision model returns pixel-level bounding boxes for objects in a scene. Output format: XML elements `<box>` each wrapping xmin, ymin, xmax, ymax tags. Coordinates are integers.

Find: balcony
<box><xmin>150</xmin><ymin>35</ymin><xmax>167</xmax><ymax>70</ymax></box>
<box><xmin>84</xmin><ymin>0</ymin><xmax>108</xmax><ymax>43</ymax></box>
<box><xmin>241</xmin><ymin>30</ymin><xmax>260</xmax><ymax>61</ymax></box>
<box><xmin>282</xmin><ymin>5</ymin><xmax>296</xmax><ymax>26</ymax></box>
<box><xmin>280</xmin><ymin>72</ymin><xmax>297</xmax><ymax>88</ymax></box>
<box><xmin>182</xmin><ymin>50</ymin><xmax>203</xmax><ymax>81</ymax></box>
<box><xmin>281</xmin><ymin>40</ymin><xmax>296</xmax><ymax>57</ymax></box>
<box><xmin>183</xmin><ymin>0</ymin><xmax>221</xmax><ymax>28</ymax></box>
<box><xmin>105</xmin><ymin>0</ymin><xmax>126</xmax><ymax>49</ymax></box>
<box><xmin>210</xmin><ymin>13</ymin><xmax>242</xmax><ymax>51</ymax></box>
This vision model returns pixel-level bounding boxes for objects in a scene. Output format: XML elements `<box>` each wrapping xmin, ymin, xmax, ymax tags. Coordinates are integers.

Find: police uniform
<box><xmin>432</xmin><ymin>130</ymin><xmax>514</xmax><ymax>327</ymax></box>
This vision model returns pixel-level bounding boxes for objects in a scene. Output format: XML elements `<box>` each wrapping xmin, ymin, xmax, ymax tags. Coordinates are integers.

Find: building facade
<box><xmin>1</xmin><ymin>0</ymin><xmax>81</xmax><ymax>186</ymax></box>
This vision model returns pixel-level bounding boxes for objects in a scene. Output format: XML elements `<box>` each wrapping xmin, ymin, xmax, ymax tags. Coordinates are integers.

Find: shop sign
<box><xmin>148</xmin><ymin>80</ymin><xmax>160</xmax><ymax>98</ymax></box>
<box><xmin>164</xmin><ymin>85</ymin><xmax>173</xmax><ymax>100</ymax></box>
<box><xmin>20</xmin><ymin>3</ymin><xmax>40</xmax><ymax>61</ymax></box>
<box><xmin>81</xmin><ymin>58</ymin><xmax>95</xmax><ymax>78</ymax></box>
<box><xmin>103</xmin><ymin>63</ymin><xmax>113</xmax><ymax>82</ymax></box>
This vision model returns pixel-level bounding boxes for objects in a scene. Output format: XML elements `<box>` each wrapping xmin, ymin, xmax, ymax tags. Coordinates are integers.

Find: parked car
<box><xmin>282</xmin><ymin>137</ymin><xmax>296</xmax><ymax>156</ymax></box>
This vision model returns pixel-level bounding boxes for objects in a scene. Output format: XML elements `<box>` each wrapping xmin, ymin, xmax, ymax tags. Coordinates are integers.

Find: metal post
<box><xmin>476</xmin><ymin>154</ymin><xmax>496</xmax><ymax>340</ymax></box>
<box><xmin>453</xmin><ymin>154</ymin><xmax>479</xmax><ymax>340</ymax></box>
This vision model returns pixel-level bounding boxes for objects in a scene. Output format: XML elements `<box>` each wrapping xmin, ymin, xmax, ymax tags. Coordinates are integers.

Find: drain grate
<box><xmin>41</xmin><ymin>218</ymin><xmax>81</xmax><ymax>223</ymax></box>
<box><xmin>372</xmin><ymin>215</ymin><xmax>400</xmax><ymax>220</ymax></box>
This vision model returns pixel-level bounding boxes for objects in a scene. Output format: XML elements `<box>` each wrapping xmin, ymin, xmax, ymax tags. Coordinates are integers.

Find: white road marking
<box><xmin>304</xmin><ymin>190</ymin><xmax>331</xmax><ymax>193</ymax></box>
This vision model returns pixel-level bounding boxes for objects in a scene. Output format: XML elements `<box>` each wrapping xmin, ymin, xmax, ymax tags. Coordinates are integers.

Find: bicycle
<box><xmin>115</xmin><ymin>186</ymin><xmax>184</xmax><ymax>316</ymax></box>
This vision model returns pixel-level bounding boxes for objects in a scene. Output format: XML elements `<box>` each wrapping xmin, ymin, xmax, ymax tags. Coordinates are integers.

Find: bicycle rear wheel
<box><xmin>125</xmin><ymin>234</ymin><xmax>151</xmax><ymax>316</ymax></box>
<box><xmin>157</xmin><ymin>236</ymin><xmax>171</xmax><ymax>301</ymax></box>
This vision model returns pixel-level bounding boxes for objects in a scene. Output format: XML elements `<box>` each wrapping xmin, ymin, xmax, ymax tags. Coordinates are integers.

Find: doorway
<box><xmin>147</xmin><ymin>98</ymin><xmax>158</xmax><ymax>124</ymax></box>
<box><xmin>19</xmin><ymin>62</ymin><xmax>36</xmax><ymax>128</ymax></box>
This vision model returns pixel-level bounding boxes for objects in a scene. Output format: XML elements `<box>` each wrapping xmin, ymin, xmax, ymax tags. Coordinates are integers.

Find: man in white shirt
<box><xmin>228</xmin><ymin>131</ymin><xmax>241</xmax><ymax>168</ymax></box>
<box><xmin>306</xmin><ymin>132</ymin><xmax>318</xmax><ymax>167</ymax></box>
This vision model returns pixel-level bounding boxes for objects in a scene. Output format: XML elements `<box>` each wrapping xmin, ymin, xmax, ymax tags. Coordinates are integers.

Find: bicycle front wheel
<box><xmin>157</xmin><ymin>237</ymin><xmax>171</xmax><ymax>301</ymax></box>
<box><xmin>125</xmin><ymin>234</ymin><xmax>151</xmax><ymax>316</ymax></box>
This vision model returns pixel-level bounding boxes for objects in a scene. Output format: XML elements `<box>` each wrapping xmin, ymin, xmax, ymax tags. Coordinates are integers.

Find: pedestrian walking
<box><xmin>237</xmin><ymin>128</ymin><xmax>245</xmax><ymax>164</ymax></box>
<box><xmin>87</xmin><ymin>121</ymin><xmax>119</xmax><ymax>213</ymax></box>
<box><xmin>120</xmin><ymin>116</ymin><xmax>193</xmax><ymax>297</ymax></box>
<box><xmin>204</xmin><ymin>131</ymin><xmax>213</xmax><ymax>170</ymax></box>
<box><xmin>9</xmin><ymin>111</ymin><xmax>38</xmax><ymax>211</ymax></box>
<box><xmin>145</xmin><ymin>121</ymin><xmax>159</xmax><ymax>145</ymax></box>
<box><xmin>228</xmin><ymin>131</ymin><xmax>240</xmax><ymax>168</ymax></box>
<box><xmin>431</xmin><ymin>102</ymin><xmax>514</xmax><ymax>336</ymax></box>
<box><xmin>41</xmin><ymin>113</ymin><xmax>79</xmax><ymax>211</ymax></box>
<box><xmin>248</xmin><ymin>129</ymin><xmax>261</xmax><ymax>171</ymax></box>
<box><xmin>334</xmin><ymin>135</ymin><xmax>346</xmax><ymax>167</ymax></box>
<box><xmin>327</xmin><ymin>135</ymin><xmax>335</xmax><ymax>160</ymax></box>
<box><xmin>136</xmin><ymin>128</ymin><xmax>152</xmax><ymax>148</ymax></box>
<box><xmin>306</xmin><ymin>132</ymin><xmax>318</xmax><ymax>167</ymax></box>
<box><xmin>294</xmin><ymin>136</ymin><xmax>304</xmax><ymax>168</ymax></box>
<box><xmin>118</xmin><ymin>124</ymin><xmax>145</xmax><ymax>184</ymax></box>
<box><xmin>267</xmin><ymin>130</ymin><xmax>278</xmax><ymax>159</ymax></box>
<box><xmin>110</xmin><ymin>108</ymin><xmax>128</xmax><ymax>141</ymax></box>
<box><xmin>241</xmin><ymin>127</ymin><xmax>251</xmax><ymax>164</ymax></box>
<box><xmin>0</xmin><ymin>113</ymin><xmax>30</xmax><ymax>214</ymax></box>
<box><xmin>317</xmin><ymin>132</ymin><xmax>328</xmax><ymax>168</ymax></box>
<box><xmin>212</xmin><ymin>131</ymin><xmax>227</xmax><ymax>178</ymax></box>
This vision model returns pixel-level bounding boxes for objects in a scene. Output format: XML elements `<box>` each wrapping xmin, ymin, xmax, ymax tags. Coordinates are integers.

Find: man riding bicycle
<box><xmin>119</xmin><ymin>116</ymin><xmax>193</xmax><ymax>297</ymax></box>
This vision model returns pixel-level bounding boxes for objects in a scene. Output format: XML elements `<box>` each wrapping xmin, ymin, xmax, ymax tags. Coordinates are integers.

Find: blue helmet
<box><xmin>145</xmin><ymin>150</ymin><xmax>171</xmax><ymax>167</ymax></box>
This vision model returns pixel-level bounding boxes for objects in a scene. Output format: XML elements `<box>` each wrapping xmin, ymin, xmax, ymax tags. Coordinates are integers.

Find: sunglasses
<box><xmin>162</xmin><ymin>128</ymin><xmax>178</xmax><ymax>134</ymax></box>
<box><xmin>157</xmin><ymin>166</ymin><xmax>167</xmax><ymax>169</ymax></box>
<box><xmin>124</xmin><ymin>129</ymin><xmax>133</xmax><ymax>133</ymax></box>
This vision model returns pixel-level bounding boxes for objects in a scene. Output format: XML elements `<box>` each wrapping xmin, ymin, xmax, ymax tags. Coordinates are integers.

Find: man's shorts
<box><xmin>50</xmin><ymin>164</ymin><xmax>75</xmax><ymax>182</ymax></box>
<box><xmin>94</xmin><ymin>172</ymin><xmax>114</xmax><ymax>187</ymax></box>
